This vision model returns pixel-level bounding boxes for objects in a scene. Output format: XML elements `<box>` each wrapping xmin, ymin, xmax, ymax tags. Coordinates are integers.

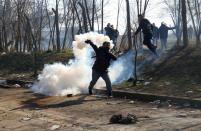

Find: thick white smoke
<box><xmin>31</xmin><ymin>32</ymin><xmax>134</xmax><ymax>96</ymax></box>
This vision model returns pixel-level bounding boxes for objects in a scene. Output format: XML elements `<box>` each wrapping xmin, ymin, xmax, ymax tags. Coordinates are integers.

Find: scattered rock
<box><xmin>1</xmin><ymin>52</ymin><xmax>6</xmax><ymax>55</ymax></box>
<box><xmin>144</xmin><ymin>82</ymin><xmax>151</xmax><ymax>86</ymax></box>
<box><xmin>149</xmin><ymin>77</ymin><xmax>153</xmax><ymax>80</ymax></box>
<box><xmin>95</xmin><ymin>95</ymin><xmax>107</xmax><ymax>98</ymax></box>
<box><xmin>67</xmin><ymin>94</ymin><xmax>73</xmax><ymax>97</ymax></box>
<box><xmin>106</xmin><ymin>102</ymin><xmax>120</xmax><ymax>105</ymax></box>
<box><xmin>183</xmin><ymin>103</ymin><xmax>191</xmax><ymax>107</ymax></box>
<box><xmin>49</xmin><ymin>125</ymin><xmax>61</xmax><ymax>130</ymax></box>
<box><xmin>185</xmin><ymin>91</ymin><xmax>193</xmax><ymax>94</ymax></box>
<box><xmin>25</xmin><ymin>84</ymin><xmax>32</xmax><ymax>88</ymax></box>
<box><xmin>164</xmin><ymin>81</ymin><xmax>171</xmax><ymax>86</ymax></box>
<box><xmin>22</xmin><ymin>117</ymin><xmax>31</xmax><ymax>121</ymax></box>
<box><xmin>13</xmin><ymin>84</ymin><xmax>21</xmax><ymax>88</ymax></box>
<box><xmin>0</xmin><ymin>80</ymin><xmax>7</xmax><ymax>84</ymax></box>
<box><xmin>176</xmin><ymin>113</ymin><xmax>187</xmax><ymax>118</ymax></box>
<box><xmin>110</xmin><ymin>114</ymin><xmax>138</xmax><ymax>124</ymax></box>
<box><xmin>150</xmin><ymin>100</ymin><xmax>160</xmax><ymax>105</ymax></box>
<box><xmin>173</xmin><ymin>128</ymin><xmax>181</xmax><ymax>131</ymax></box>
<box><xmin>128</xmin><ymin>101</ymin><xmax>135</xmax><ymax>104</ymax></box>
<box><xmin>157</xmin><ymin>101</ymin><xmax>172</xmax><ymax>108</ymax></box>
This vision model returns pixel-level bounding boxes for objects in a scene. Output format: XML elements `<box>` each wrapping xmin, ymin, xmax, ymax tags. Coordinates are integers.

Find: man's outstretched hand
<box><xmin>85</xmin><ymin>39</ymin><xmax>92</xmax><ymax>44</ymax></box>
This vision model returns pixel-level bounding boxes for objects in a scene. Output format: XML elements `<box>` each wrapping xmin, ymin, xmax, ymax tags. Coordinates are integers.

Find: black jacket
<box><xmin>135</xmin><ymin>18</ymin><xmax>153</xmax><ymax>36</ymax></box>
<box><xmin>153</xmin><ymin>26</ymin><xmax>159</xmax><ymax>38</ymax></box>
<box><xmin>159</xmin><ymin>24</ymin><xmax>175</xmax><ymax>39</ymax></box>
<box><xmin>89</xmin><ymin>42</ymin><xmax>117</xmax><ymax>73</ymax></box>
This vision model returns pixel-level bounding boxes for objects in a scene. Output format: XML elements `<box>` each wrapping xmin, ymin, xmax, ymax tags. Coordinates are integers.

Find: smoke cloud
<box><xmin>31</xmin><ymin>32</ymin><xmax>134</xmax><ymax>96</ymax></box>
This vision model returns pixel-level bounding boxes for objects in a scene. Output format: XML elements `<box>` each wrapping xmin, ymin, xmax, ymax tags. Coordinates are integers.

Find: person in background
<box><xmin>85</xmin><ymin>40</ymin><xmax>117</xmax><ymax>97</ymax></box>
<box><xmin>104</xmin><ymin>23</ymin><xmax>113</xmax><ymax>40</ymax></box>
<box><xmin>159</xmin><ymin>22</ymin><xmax>175</xmax><ymax>50</ymax></box>
<box><xmin>188</xmin><ymin>25</ymin><xmax>194</xmax><ymax>40</ymax></box>
<box><xmin>105</xmin><ymin>24</ymin><xmax>119</xmax><ymax>52</ymax></box>
<box><xmin>134</xmin><ymin>14</ymin><xmax>158</xmax><ymax>56</ymax></box>
<box><xmin>111</xmin><ymin>27</ymin><xmax>119</xmax><ymax>51</ymax></box>
<box><xmin>152</xmin><ymin>23</ymin><xmax>159</xmax><ymax>47</ymax></box>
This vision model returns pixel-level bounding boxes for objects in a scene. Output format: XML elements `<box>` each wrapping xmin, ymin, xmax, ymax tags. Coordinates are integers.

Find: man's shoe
<box><xmin>107</xmin><ymin>95</ymin><xmax>113</xmax><ymax>99</ymax></box>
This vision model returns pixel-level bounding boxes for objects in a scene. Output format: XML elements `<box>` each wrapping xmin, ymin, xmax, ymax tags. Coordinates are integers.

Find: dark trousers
<box><xmin>143</xmin><ymin>35</ymin><xmax>157</xmax><ymax>55</ymax></box>
<box><xmin>160</xmin><ymin>38</ymin><xmax>167</xmax><ymax>50</ymax></box>
<box><xmin>88</xmin><ymin>69</ymin><xmax>112</xmax><ymax>96</ymax></box>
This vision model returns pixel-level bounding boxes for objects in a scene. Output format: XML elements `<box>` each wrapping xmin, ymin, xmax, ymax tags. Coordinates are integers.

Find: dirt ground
<box><xmin>0</xmin><ymin>87</ymin><xmax>201</xmax><ymax>131</ymax></box>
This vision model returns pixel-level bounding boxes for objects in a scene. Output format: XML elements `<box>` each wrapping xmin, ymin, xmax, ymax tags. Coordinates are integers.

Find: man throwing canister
<box><xmin>85</xmin><ymin>40</ymin><xmax>117</xmax><ymax>97</ymax></box>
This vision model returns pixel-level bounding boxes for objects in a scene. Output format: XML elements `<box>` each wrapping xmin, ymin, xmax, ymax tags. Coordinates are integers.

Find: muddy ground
<box><xmin>0</xmin><ymin>86</ymin><xmax>201</xmax><ymax>131</ymax></box>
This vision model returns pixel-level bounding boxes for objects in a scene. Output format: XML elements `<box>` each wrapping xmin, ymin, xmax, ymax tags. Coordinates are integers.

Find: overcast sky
<box><xmin>49</xmin><ymin>0</ymin><xmax>173</xmax><ymax>34</ymax></box>
<box><xmin>104</xmin><ymin>0</ymin><xmax>173</xmax><ymax>34</ymax></box>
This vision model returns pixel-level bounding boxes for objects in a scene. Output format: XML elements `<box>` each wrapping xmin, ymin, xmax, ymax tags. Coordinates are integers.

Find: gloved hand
<box><xmin>85</xmin><ymin>39</ymin><xmax>92</xmax><ymax>44</ymax></box>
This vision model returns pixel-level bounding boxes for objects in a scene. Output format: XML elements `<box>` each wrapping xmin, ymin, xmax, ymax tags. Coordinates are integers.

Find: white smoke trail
<box><xmin>31</xmin><ymin>32</ymin><xmax>134</xmax><ymax>96</ymax></box>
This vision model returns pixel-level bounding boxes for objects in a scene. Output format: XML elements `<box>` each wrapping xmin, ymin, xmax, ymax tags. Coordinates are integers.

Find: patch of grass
<box><xmin>0</xmin><ymin>49</ymin><xmax>73</xmax><ymax>72</ymax></box>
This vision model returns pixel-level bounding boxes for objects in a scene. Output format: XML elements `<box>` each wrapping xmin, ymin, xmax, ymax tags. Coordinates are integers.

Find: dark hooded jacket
<box><xmin>89</xmin><ymin>42</ymin><xmax>117</xmax><ymax>73</ymax></box>
<box><xmin>159</xmin><ymin>24</ymin><xmax>175</xmax><ymax>39</ymax></box>
<box><xmin>135</xmin><ymin>18</ymin><xmax>153</xmax><ymax>37</ymax></box>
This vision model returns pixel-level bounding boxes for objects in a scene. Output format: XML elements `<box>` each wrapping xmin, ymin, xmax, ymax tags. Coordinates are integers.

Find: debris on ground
<box><xmin>95</xmin><ymin>95</ymin><xmax>108</xmax><ymax>98</ymax></box>
<box><xmin>176</xmin><ymin>113</ymin><xmax>187</xmax><ymax>118</ymax></box>
<box><xmin>128</xmin><ymin>101</ymin><xmax>135</xmax><ymax>104</ymax></box>
<box><xmin>22</xmin><ymin>117</ymin><xmax>31</xmax><ymax>121</ymax></box>
<box><xmin>144</xmin><ymin>82</ymin><xmax>151</xmax><ymax>86</ymax></box>
<box><xmin>109</xmin><ymin>114</ymin><xmax>138</xmax><ymax>124</ymax></box>
<box><xmin>49</xmin><ymin>125</ymin><xmax>61</xmax><ymax>130</ymax></box>
<box><xmin>67</xmin><ymin>94</ymin><xmax>73</xmax><ymax>97</ymax></box>
<box><xmin>157</xmin><ymin>101</ymin><xmax>172</xmax><ymax>108</ymax></box>
<box><xmin>183</xmin><ymin>103</ymin><xmax>191</xmax><ymax>107</ymax></box>
<box><xmin>150</xmin><ymin>100</ymin><xmax>172</xmax><ymax>108</ymax></box>
<box><xmin>164</xmin><ymin>81</ymin><xmax>171</xmax><ymax>86</ymax></box>
<box><xmin>106</xmin><ymin>102</ymin><xmax>121</xmax><ymax>105</ymax></box>
<box><xmin>25</xmin><ymin>83</ymin><xmax>33</xmax><ymax>88</ymax></box>
<box><xmin>185</xmin><ymin>91</ymin><xmax>194</xmax><ymax>94</ymax></box>
<box><xmin>150</xmin><ymin>100</ymin><xmax>161</xmax><ymax>105</ymax></box>
<box><xmin>149</xmin><ymin>77</ymin><xmax>153</xmax><ymax>81</ymax></box>
<box><xmin>13</xmin><ymin>84</ymin><xmax>21</xmax><ymax>88</ymax></box>
<box><xmin>0</xmin><ymin>80</ymin><xmax>6</xmax><ymax>84</ymax></box>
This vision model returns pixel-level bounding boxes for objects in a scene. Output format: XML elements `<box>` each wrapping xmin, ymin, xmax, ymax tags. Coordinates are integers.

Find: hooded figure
<box><xmin>159</xmin><ymin>22</ymin><xmax>175</xmax><ymax>50</ymax></box>
<box><xmin>135</xmin><ymin>15</ymin><xmax>158</xmax><ymax>56</ymax></box>
<box><xmin>85</xmin><ymin>40</ymin><xmax>117</xmax><ymax>97</ymax></box>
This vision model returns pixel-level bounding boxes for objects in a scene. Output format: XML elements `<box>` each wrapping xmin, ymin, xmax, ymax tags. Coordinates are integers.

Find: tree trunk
<box><xmin>0</xmin><ymin>30</ymin><xmax>3</xmax><ymax>52</ymax></box>
<box><xmin>125</xmin><ymin>0</ymin><xmax>132</xmax><ymax>50</ymax></box>
<box><xmin>52</xmin><ymin>0</ymin><xmax>61</xmax><ymax>52</ymax></box>
<box><xmin>181</xmin><ymin>0</ymin><xmax>188</xmax><ymax>47</ymax></box>
<box><xmin>84</xmin><ymin>0</ymin><xmax>92</xmax><ymax>30</ymax></box>
<box><xmin>92</xmin><ymin>0</ymin><xmax>95</xmax><ymax>31</ymax></box>
<box><xmin>2</xmin><ymin>24</ymin><xmax>8</xmax><ymax>52</ymax></box>
<box><xmin>78</xmin><ymin>2</ymin><xmax>88</xmax><ymax>33</ymax></box>
<box><xmin>101</xmin><ymin>0</ymin><xmax>104</xmax><ymax>33</ymax></box>
<box><xmin>38</xmin><ymin>1</ymin><xmax>44</xmax><ymax>52</ymax></box>
<box><xmin>72</xmin><ymin>0</ymin><xmax>82</xmax><ymax>33</ymax></box>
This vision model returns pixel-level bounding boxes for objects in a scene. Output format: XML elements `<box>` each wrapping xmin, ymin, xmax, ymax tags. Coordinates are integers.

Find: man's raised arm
<box><xmin>85</xmin><ymin>40</ymin><xmax>98</xmax><ymax>53</ymax></box>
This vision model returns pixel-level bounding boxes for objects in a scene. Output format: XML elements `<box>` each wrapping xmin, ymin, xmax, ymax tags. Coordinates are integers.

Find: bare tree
<box><xmin>52</xmin><ymin>0</ymin><xmax>61</xmax><ymax>52</ymax></box>
<box><xmin>101</xmin><ymin>0</ymin><xmax>104</xmax><ymax>33</ymax></box>
<box><xmin>125</xmin><ymin>0</ymin><xmax>132</xmax><ymax>50</ymax></box>
<box><xmin>164</xmin><ymin>0</ymin><xmax>183</xmax><ymax>46</ymax></box>
<box><xmin>181</xmin><ymin>0</ymin><xmax>189</xmax><ymax>47</ymax></box>
<box><xmin>187</xmin><ymin>0</ymin><xmax>201</xmax><ymax>46</ymax></box>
